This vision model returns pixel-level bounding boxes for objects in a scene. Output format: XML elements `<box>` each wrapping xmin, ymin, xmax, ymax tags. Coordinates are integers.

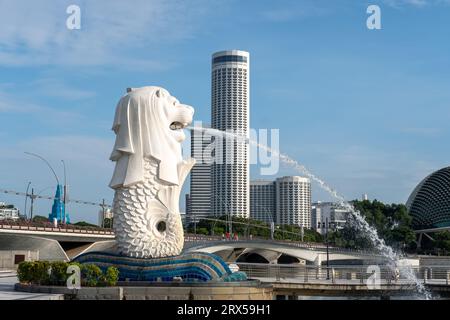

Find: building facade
<box><xmin>406</xmin><ymin>166</ymin><xmax>450</xmax><ymax>230</ymax></box>
<box><xmin>0</xmin><ymin>202</ymin><xmax>19</xmax><ymax>220</ymax></box>
<box><xmin>275</xmin><ymin>176</ymin><xmax>311</xmax><ymax>228</ymax></box>
<box><xmin>250</xmin><ymin>180</ymin><xmax>276</xmax><ymax>224</ymax></box>
<box><xmin>211</xmin><ymin>50</ymin><xmax>250</xmax><ymax>218</ymax></box>
<box><xmin>98</xmin><ymin>208</ymin><xmax>113</xmax><ymax>227</ymax></box>
<box><xmin>189</xmin><ymin>126</ymin><xmax>213</xmax><ymax>221</ymax></box>
<box><xmin>312</xmin><ymin>202</ymin><xmax>351</xmax><ymax>235</ymax></box>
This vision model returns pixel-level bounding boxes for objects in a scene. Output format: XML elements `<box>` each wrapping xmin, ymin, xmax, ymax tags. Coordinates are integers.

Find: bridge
<box><xmin>185</xmin><ymin>240</ymin><xmax>386</xmax><ymax>265</ymax></box>
<box><xmin>0</xmin><ymin>223</ymin><xmax>115</xmax><ymax>242</ymax></box>
<box><xmin>3</xmin><ymin>222</ymin><xmax>450</xmax><ymax>298</ymax></box>
<box><xmin>1</xmin><ymin>221</ymin><xmax>385</xmax><ymax>269</ymax></box>
<box><xmin>0</xmin><ymin>222</ymin><xmax>227</xmax><ymax>262</ymax></box>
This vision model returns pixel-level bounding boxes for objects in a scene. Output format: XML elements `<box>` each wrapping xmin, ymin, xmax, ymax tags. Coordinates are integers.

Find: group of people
<box><xmin>221</xmin><ymin>232</ymin><xmax>240</xmax><ymax>241</ymax></box>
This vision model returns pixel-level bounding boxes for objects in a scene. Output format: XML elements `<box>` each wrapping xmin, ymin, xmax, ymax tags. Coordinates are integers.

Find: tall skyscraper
<box><xmin>250</xmin><ymin>180</ymin><xmax>276</xmax><ymax>224</ymax></box>
<box><xmin>189</xmin><ymin>126</ymin><xmax>212</xmax><ymax>221</ymax></box>
<box><xmin>211</xmin><ymin>50</ymin><xmax>250</xmax><ymax>218</ymax></box>
<box><xmin>275</xmin><ymin>176</ymin><xmax>311</xmax><ymax>228</ymax></box>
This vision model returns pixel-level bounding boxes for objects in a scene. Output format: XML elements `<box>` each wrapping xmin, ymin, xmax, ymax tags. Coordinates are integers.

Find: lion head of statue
<box><xmin>109</xmin><ymin>86</ymin><xmax>194</xmax><ymax>189</ymax></box>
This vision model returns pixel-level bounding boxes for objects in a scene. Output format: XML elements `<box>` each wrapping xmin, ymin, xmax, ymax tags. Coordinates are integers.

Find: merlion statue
<box><xmin>109</xmin><ymin>86</ymin><xmax>195</xmax><ymax>258</ymax></box>
<box><xmin>73</xmin><ymin>86</ymin><xmax>247</xmax><ymax>283</ymax></box>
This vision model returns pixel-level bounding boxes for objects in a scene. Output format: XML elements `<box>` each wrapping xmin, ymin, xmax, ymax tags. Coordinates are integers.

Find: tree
<box><xmin>73</xmin><ymin>221</ymin><xmax>98</xmax><ymax>228</ymax></box>
<box><xmin>32</xmin><ymin>215</ymin><xmax>49</xmax><ymax>223</ymax></box>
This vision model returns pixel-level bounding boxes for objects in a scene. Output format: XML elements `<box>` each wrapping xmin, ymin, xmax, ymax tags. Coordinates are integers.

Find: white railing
<box><xmin>0</xmin><ymin>223</ymin><xmax>115</xmax><ymax>235</ymax></box>
<box><xmin>236</xmin><ymin>262</ymin><xmax>450</xmax><ymax>285</ymax></box>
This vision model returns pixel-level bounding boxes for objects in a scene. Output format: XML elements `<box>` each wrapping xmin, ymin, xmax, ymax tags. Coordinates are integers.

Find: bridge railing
<box><xmin>236</xmin><ymin>263</ymin><xmax>450</xmax><ymax>285</ymax></box>
<box><xmin>185</xmin><ymin>237</ymin><xmax>382</xmax><ymax>257</ymax></box>
<box><xmin>0</xmin><ymin>222</ymin><xmax>115</xmax><ymax>235</ymax></box>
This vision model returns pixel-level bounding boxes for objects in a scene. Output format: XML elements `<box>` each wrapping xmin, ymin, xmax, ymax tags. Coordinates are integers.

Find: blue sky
<box><xmin>0</xmin><ymin>0</ymin><xmax>449</xmax><ymax>223</ymax></box>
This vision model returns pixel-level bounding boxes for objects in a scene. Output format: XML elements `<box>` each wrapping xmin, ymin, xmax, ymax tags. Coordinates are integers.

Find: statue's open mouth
<box><xmin>170</xmin><ymin>122</ymin><xmax>188</xmax><ymax>130</ymax></box>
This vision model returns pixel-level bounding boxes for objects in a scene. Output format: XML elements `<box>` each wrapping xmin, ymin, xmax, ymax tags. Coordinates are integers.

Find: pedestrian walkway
<box><xmin>0</xmin><ymin>274</ymin><xmax>63</xmax><ymax>300</ymax></box>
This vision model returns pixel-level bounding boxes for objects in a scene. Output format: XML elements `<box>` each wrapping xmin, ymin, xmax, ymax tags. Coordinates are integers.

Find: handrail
<box><xmin>236</xmin><ymin>262</ymin><xmax>450</xmax><ymax>285</ymax></box>
<box><xmin>0</xmin><ymin>223</ymin><xmax>114</xmax><ymax>235</ymax></box>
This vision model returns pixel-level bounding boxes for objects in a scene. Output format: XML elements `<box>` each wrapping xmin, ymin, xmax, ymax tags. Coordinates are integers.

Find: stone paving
<box><xmin>0</xmin><ymin>272</ymin><xmax>63</xmax><ymax>300</ymax></box>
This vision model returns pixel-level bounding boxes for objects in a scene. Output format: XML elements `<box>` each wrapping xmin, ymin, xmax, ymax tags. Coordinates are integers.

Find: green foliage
<box><xmin>80</xmin><ymin>264</ymin><xmax>102</xmax><ymax>287</ymax></box>
<box><xmin>421</xmin><ymin>231</ymin><xmax>450</xmax><ymax>255</ymax></box>
<box><xmin>17</xmin><ymin>261</ymin><xmax>35</xmax><ymax>283</ymax></box>
<box><xmin>17</xmin><ymin>261</ymin><xmax>119</xmax><ymax>287</ymax></box>
<box><xmin>196</xmin><ymin>227</ymin><xmax>209</xmax><ymax>235</ymax></box>
<box><xmin>32</xmin><ymin>215</ymin><xmax>49</xmax><ymax>223</ymax></box>
<box><xmin>48</xmin><ymin>261</ymin><xmax>70</xmax><ymax>285</ymax></box>
<box><xmin>186</xmin><ymin>215</ymin><xmax>322</xmax><ymax>242</ymax></box>
<box><xmin>327</xmin><ymin>200</ymin><xmax>418</xmax><ymax>251</ymax></box>
<box><xmin>103</xmin><ymin>267</ymin><xmax>119</xmax><ymax>286</ymax></box>
<box><xmin>17</xmin><ymin>261</ymin><xmax>50</xmax><ymax>285</ymax></box>
<box><xmin>74</xmin><ymin>221</ymin><xmax>98</xmax><ymax>228</ymax></box>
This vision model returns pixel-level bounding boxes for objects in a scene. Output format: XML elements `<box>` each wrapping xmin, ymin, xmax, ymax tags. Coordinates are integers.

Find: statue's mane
<box><xmin>109</xmin><ymin>86</ymin><xmax>182</xmax><ymax>189</ymax></box>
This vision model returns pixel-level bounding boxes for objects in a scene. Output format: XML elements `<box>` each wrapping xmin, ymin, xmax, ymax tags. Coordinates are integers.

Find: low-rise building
<box><xmin>98</xmin><ymin>208</ymin><xmax>113</xmax><ymax>227</ymax></box>
<box><xmin>0</xmin><ymin>202</ymin><xmax>20</xmax><ymax>220</ymax></box>
<box><xmin>312</xmin><ymin>202</ymin><xmax>351</xmax><ymax>235</ymax></box>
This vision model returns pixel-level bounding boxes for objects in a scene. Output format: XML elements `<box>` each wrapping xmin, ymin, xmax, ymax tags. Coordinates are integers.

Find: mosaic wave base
<box><xmin>73</xmin><ymin>251</ymin><xmax>247</xmax><ymax>282</ymax></box>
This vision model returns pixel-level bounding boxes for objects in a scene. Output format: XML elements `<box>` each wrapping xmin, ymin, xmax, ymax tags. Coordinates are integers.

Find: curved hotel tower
<box><xmin>211</xmin><ymin>50</ymin><xmax>250</xmax><ymax>218</ymax></box>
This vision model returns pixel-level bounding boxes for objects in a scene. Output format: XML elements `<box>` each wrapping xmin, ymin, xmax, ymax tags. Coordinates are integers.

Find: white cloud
<box><xmin>384</xmin><ymin>0</ymin><xmax>428</xmax><ymax>7</ymax></box>
<box><xmin>0</xmin><ymin>88</ymin><xmax>82</xmax><ymax>125</ymax></box>
<box><xmin>383</xmin><ymin>0</ymin><xmax>450</xmax><ymax>7</ymax></box>
<box><xmin>31</xmin><ymin>78</ymin><xmax>96</xmax><ymax>100</ymax></box>
<box><xmin>0</xmin><ymin>0</ymin><xmax>215</xmax><ymax>68</ymax></box>
<box><xmin>259</xmin><ymin>1</ymin><xmax>330</xmax><ymax>22</ymax></box>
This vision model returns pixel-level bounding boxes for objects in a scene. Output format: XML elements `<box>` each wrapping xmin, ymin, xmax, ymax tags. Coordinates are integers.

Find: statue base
<box><xmin>73</xmin><ymin>251</ymin><xmax>247</xmax><ymax>283</ymax></box>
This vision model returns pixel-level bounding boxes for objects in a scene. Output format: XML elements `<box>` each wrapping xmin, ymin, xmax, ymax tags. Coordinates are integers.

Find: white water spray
<box><xmin>189</xmin><ymin>126</ymin><xmax>431</xmax><ymax>299</ymax></box>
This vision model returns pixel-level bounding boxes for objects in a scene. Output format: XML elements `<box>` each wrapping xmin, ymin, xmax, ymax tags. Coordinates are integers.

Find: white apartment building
<box><xmin>250</xmin><ymin>180</ymin><xmax>276</xmax><ymax>224</ymax></box>
<box><xmin>0</xmin><ymin>202</ymin><xmax>19</xmax><ymax>220</ymax></box>
<box><xmin>275</xmin><ymin>176</ymin><xmax>311</xmax><ymax>228</ymax></box>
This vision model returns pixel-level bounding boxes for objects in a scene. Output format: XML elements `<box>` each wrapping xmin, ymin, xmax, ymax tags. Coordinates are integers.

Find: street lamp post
<box><xmin>25</xmin><ymin>152</ymin><xmax>61</xmax><ymax>223</ymax></box>
<box><xmin>326</xmin><ymin>217</ymin><xmax>330</xmax><ymax>280</ymax></box>
<box><xmin>257</xmin><ymin>204</ymin><xmax>274</xmax><ymax>240</ymax></box>
<box><xmin>61</xmin><ymin>160</ymin><xmax>67</xmax><ymax>224</ymax></box>
<box><xmin>30</xmin><ymin>188</ymin><xmax>35</xmax><ymax>220</ymax></box>
<box><xmin>24</xmin><ymin>181</ymin><xmax>31</xmax><ymax>220</ymax></box>
<box><xmin>25</xmin><ymin>152</ymin><xmax>60</xmax><ymax>185</ymax></box>
<box><xmin>214</xmin><ymin>195</ymin><xmax>232</xmax><ymax>235</ymax></box>
<box><xmin>100</xmin><ymin>199</ymin><xmax>106</xmax><ymax>228</ymax></box>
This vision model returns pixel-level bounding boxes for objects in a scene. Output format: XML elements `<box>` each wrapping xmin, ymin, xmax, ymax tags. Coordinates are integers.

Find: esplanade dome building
<box><xmin>406</xmin><ymin>166</ymin><xmax>450</xmax><ymax>230</ymax></box>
